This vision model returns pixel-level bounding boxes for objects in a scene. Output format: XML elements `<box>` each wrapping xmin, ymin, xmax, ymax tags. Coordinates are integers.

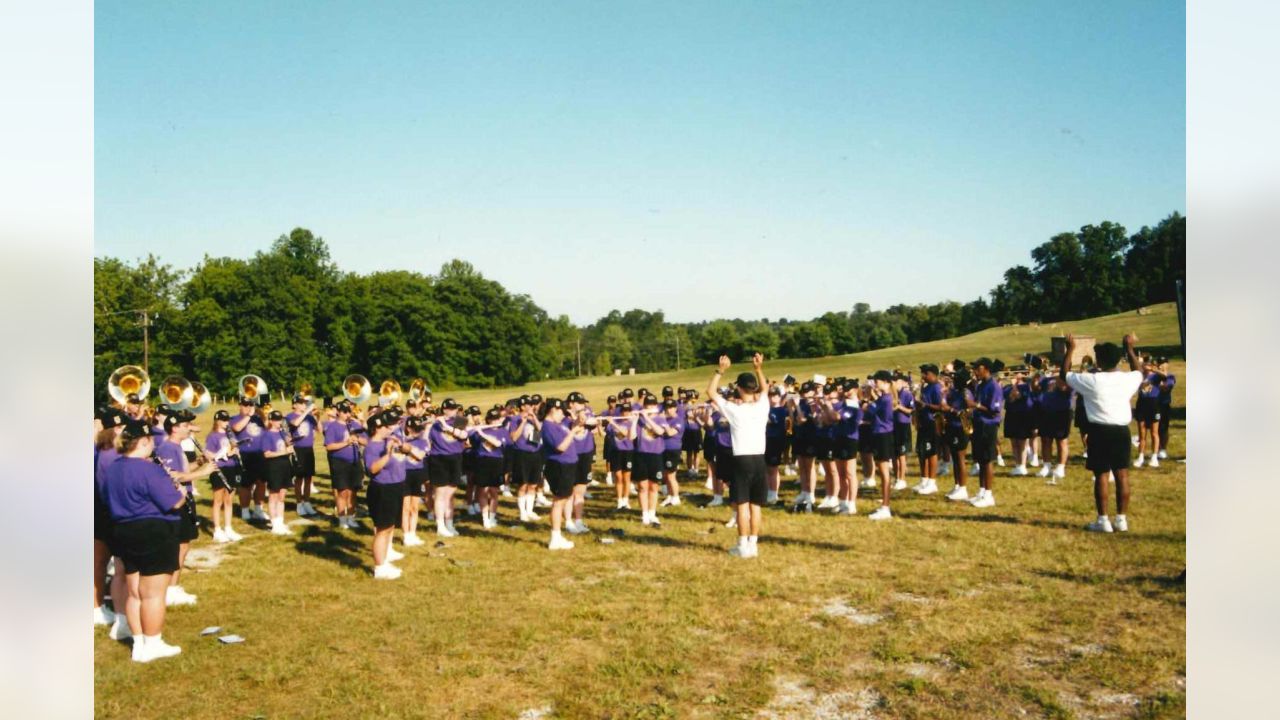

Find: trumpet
<box><xmin>159</xmin><ymin>375</ymin><xmax>195</xmax><ymax>410</ymax></box>
<box><xmin>108</xmin><ymin>365</ymin><xmax>151</xmax><ymax>405</ymax></box>
<box><xmin>343</xmin><ymin>374</ymin><xmax>372</xmax><ymax>406</ymax></box>
<box><xmin>378</xmin><ymin>379</ymin><xmax>402</xmax><ymax>407</ymax></box>
<box><xmin>238</xmin><ymin>374</ymin><xmax>269</xmax><ymax>404</ymax></box>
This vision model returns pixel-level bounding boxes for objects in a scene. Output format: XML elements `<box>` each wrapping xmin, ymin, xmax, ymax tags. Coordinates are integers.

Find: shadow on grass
<box><xmin>1032</xmin><ymin>568</ymin><xmax>1186</xmax><ymax>604</ymax></box>
<box><xmin>293</xmin><ymin>524</ymin><xmax>367</xmax><ymax>570</ymax></box>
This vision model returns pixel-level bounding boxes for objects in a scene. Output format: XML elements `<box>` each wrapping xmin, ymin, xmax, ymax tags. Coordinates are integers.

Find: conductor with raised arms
<box><xmin>706</xmin><ymin>352</ymin><xmax>770</xmax><ymax>558</ymax></box>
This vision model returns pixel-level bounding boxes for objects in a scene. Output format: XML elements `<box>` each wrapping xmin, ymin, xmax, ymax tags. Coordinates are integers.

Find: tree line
<box><xmin>94</xmin><ymin>213</ymin><xmax>1184</xmax><ymax>399</ymax></box>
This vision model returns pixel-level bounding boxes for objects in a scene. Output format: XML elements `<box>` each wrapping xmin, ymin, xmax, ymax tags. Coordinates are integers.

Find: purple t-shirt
<box><xmin>1159</xmin><ymin>374</ymin><xmax>1176</xmax><ymax>406</ymax></box>
<box><xmin>231</xmin><ymin>413</ymin><xmax>264</xmax><ymax>454</ymax></box>
<box><xmin>470</xmin><ymin>427</ymin><xmax>507</xmax><ymax>459</ymax></box>
<box><xmin>635</xmin><ymin>413</ymin><xmax>666</xmax><ymax>454</ymax></box>
<box><xmin>404</xmin><ymin>435</ymin><xmax>429</xmax><ymax>470</ymax></box>
<box><xmin>571</xmin><ymin>409</ymin><xmax>597</xmax><ymax>455</ymax></box>
<box><xmin>713</xmin><ymin>411</ymin><xmax>733</xmax><ymax>448</ymax></box>
<box><xmin>364</xmin><ymin>438</ymin><xmax>406</xmax><ymax>484</ymax></box>
<box><xmin>919</xmin><ymin>382</ymin><xmax>943</xmax><ymax>424</ymax></box>
<box><xmin>103</xmin><ymin>456</ymin><xmax>184</xmax><ymax>523</ymax></box>
<box><xmin>612</xmin><ymin>416</ymin><xmax>636</xmax><ymax>451</ymax></box>
<box><xmin>894</xmin><ymin>388</ymin><xmax>915</xmax><ymax>426</ymax></box>
<box><xmin>872</xmin><ymin>393</ymin><xmax>895</xmax><ymax>435</ymax></box>
<box><xmin>95</xmin><ymin>446</ymin><xmax>120</xmax><ymax>501</ymax></box>
<box><xmin>541</xmin><ymin>420</ymin><xmax>578</xmax><ymax>464</ymax></box>
<box><xmin>323</xmin><ymin>420</ymin><xmax>358</xmax><ymax>463</ymax></box>
<box><xmin>1005</xmin><ymin>383</ymin><xmax>1034</xmax><ymax>414</ymax></box>
<box><xmin>1141</xmin><ymin>373</ymin><xmax>1163</xmax><ymax>400</ymax></box>
<box><xmin>429</xmin><ymin>418</ymin><xmax>466</xmax><ymax>456</ymax></box>
<box><xmin>153</xmin><ymin>438</ymin><xmax>191</xmax><ymax>492</ymax></box>
<box><xmin>837</xmin><ymin>401</ymin><xmax>862</xmax><ymax>440</ymax></box>
<box><xmin>766</xmin><ymin>406</ymin><xmax>788</xmax><ymax>438</ymax></box>
<box><xmin>1039</xmin><ymin>385</ymin><xmax>1074</xmax><ymax>413</ymax></box>
<box><xmin>974</xmin><ymin>378</ymin><xmax>1004</xmax><ymax>427</ymax></box>
<box><xmin>286</xmin><ymin>412</ymin><xmax>318</xmax><ymax>448</ymax></box>
<box><xmin>204</xmin><ymin>430</ymin><xmax>239</xmax><ymax>469</ymax></box>
<box><xmin>661</xmin><ymin>414</ymin><xmax>685</xmax><ymax>451</ymax></box>
<box><xmin>507</xmin><ymin>415</ymin><xmax>542</xmax><ymax>453</ymax></box>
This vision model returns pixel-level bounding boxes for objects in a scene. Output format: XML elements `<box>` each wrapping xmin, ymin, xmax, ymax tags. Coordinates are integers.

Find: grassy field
<box><xmin>94</xmin><ymin>304</ymin><xmax>1186</xmax><ymax>719</ymax></box>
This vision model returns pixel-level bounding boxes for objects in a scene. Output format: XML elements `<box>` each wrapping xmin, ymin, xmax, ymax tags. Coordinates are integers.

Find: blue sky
<box><xmin>96</xmin><ymin>1</ymin><xmax>1185</xmax><ymax>324</ymax></box>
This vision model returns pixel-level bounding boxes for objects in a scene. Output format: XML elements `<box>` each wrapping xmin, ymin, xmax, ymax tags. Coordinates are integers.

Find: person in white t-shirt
<box><xmin>706</xmin><ymin>352</ymin><xmax>770</xmax><ymax>558</ymax></box>
<box><xmin>1061</xmin><ymin>333</ymin><xmax>1142</xmax><ymax>533</ymax></box>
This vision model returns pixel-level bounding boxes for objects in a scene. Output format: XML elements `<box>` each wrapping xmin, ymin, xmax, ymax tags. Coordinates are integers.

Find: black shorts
<box><xmin>240</xmin><ymin>452</ymin><xmax>265</xmax><ymax>486</ymax></box>
<box><xmin>915</xmin><ymin>422</ymin><xmax>939</xmax><ymax>458</ymax></box>
<box><xmin>611</xmin><ymin>449</ymin><xmax>634</xmax><ymax>473</ymax></box>
<box><xmin>1086</xmin><ymin>423</ymin><xmax>1131</xmax><ymax>473</ymax></box>
<box><xmin>813</xmin><ymin>436</ymin><xmax>835</xmax><ymax>461</ymax></box>
<box><xmin>682</xmin><ymin>431</ymin><xmax>702</xmax><ymax>452</ymax></box>
<box><xmin>404</xmin><ymin>467</ymin><xmax>429</xmax><ymax>496</ymax></box>
<box><xmin>764</xmin><ymin>435</ymin><xmax>786</xmax><ymax>466</ymax></box>
<box><xmin>971</xmin><ymin>423</ymin><xmax>999</xmax><ymax>464</ymax></box>
<box><xmin>544</xmin><ymin>461</ymin><xmax>575</xmax><ymax>499</ymax></box>
<box><xmin>872</xmin><ymin>431</ymin><xmax>894</xmax><ymax>462</ymax></box>
<box><xmin>858</xmin><ymin>429</ymin><xmax>874</xmax><ymax>455</ymax></box>
<box><xmin>265</xmin><ymin>456</ymin><xmax>294</xmax><ymax>492</ymax></box>
<box><xmin>1074</xmin><ymin>402</ymin><xmax>1090</xmax><ymax>431</ymax></box>
<box><xmin>512</xmin><ymin>450</ymin><xmax>543</xmax><ymax>486</ymax></box>
<box><xmin>944</xmin><ymin>427</ymin><xmax>970</xmax><ymax>453</ymax></box>
<box><xmin>728</xmin><ymin>454</ymin><xmax>767</xmax><ymax>506</ymax></box>
<box><xmin>793</xmin><ymin>434</ymin><xmax>817</xmax><ymax>458</ymax></box>
<box><xmin>473</xmin><ymin>456</ymin><xmax>505</xmax><ymax>487</ymax></box>
<box><xmin>113</xmin><ymin>518</ymin><xmax>180</xmax><ymax>577</ymax></box>
<box><xmin>832</xmin><ymin>436</ymin><xmax>857</xmax><ymax>461</ymax></box>
<box><xmin>503</xmin><ymin>446</ymin><xmax>514</xmax><ymax>476</ymax></box>
<box><xmin>94</xmin><ymin>499</ymin><xmax>114</xmax><ymax>546</ymax></box>
<box><xmin>1003</xmin><ymin>412</ymin><xmax>1033</xmax><ymax>440</ymax></box>
<box><xmin>366</xmin><ymin>481</ymin><xmax>405</xmax><ymax>529</ymax></box>
<box><xmin>893</xmin><ymin>424</ymin><xmax>912</xmax><ymax>456</ymax></box>
<box><xmin>701</xmin><ymin>434</ymin><xmax>716</xmax><ymax>463</ymax></box>
<box><xmin>428</xmin><ymin>454</ymin><xmax>463</xmax><ymax>487</ymax></box>
<box><xmin>210</xmin><ymin>465</ymin><xmax>239</xmax><ymax>492</ymax></box>
<box><xmin>1135</xmin><ymin>397</ymin><xmax>1160</xmax><ymax>424</ymax></box>
<box><xmin>575</xmin><ymin>454</ymin><xmax>595</xmax><ymax>485</ymax></box>
<box><xmin>292</xmin><ymin>446</ymin><xmax>316</xmax><ymax>476</ymax></box>
<box><xmin>633</xmin><ymin>452</ymin><xmax>663</xmax><ymax>482</ymax></box>
<box><xmin>1039</xmin><ymin>410</ymin><xmax>1072</xmax><ymax>440</ymax></box>
<box><xmin>661</xmin><ymin>450</ymin><xmax>682</xmax><ymax>473</ymax></box>
<box><xmin>713</xmin><ymin>446</ymin><xmax>735</xmax><ymax>483</ymax></box>
<box><xmin>328</xmin><ymin>456</ymin><xmax>363</xmax><ymax>492</ymax></box>
<box><xmin>177</xmin><ymin>500</ymin><xmax>199</xmax><ymax>542</ymax></box>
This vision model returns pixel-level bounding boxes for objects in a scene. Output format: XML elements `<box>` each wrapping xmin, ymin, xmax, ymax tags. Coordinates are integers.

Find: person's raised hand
<box><xmin>1123</xmin><ymin>333</ymin><xmax>1138</xmax><ymax>348</ymax></box>
<box><xmin>718</xmin><ymin>355</ymin><xmax>731</xmax><ymax>373</ymax></box>
<box><xmin>752</xmin><ymin>352</ymin><xmax>764</xmax><ymax>369</ymax></box>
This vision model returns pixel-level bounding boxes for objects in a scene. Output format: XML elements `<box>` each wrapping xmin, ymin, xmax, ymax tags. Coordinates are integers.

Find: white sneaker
<box><xmin>1029</xmin><ymin>455</ymin><xmax>1040</xmax><ymax>468</ymax></box>
<box><xmin>402</xmin><ymin>533</ymin><xmax>424</xmax><ymax>547</ymax></box>
<box><xmin>970</xmin><ymin>492</ymin><xmax>995</xmax><ymax>508</ymax></box>
<box><xmin>373</xmin><ymin>563</ymin><xmax>402</xmax><ymax>580</ymax></box>
<box><xmin>660</xmin><ymin>496</ymin><xmax>676</xmax><ymax>507</ymax></box>
<box><xmin>252</xmin><ymin>507</ymin><xmax>269</xmax><ymax>522</ymax></box>
<box><xmin>860</xmin><ymin>477</ymin><xmax>876</xmax><ymax>489</ymax></box>
<box><xmin>766</xmin><ymin>491</ymin><xmax>779</xmax><ymax>504</ymax></box>
<box><xmin>1135</xmin><ymin>454</ymin><xmax>1145</xmax><ymax>468</ymax></box>
<box><xmin>1037</xmin><ymin>464</ymin><xmax>1051</xmax><ymax>478</ymax></box>
<box><xmin>566</xmin><ymin>521</ymin><xmax>586</xmax><ymax>535</ymax></box>
<box><xmin>548</xmin><ymin>534</ymin><xmax>575</xmax><ymax>551</ymax></box>
<box><xmin>817</xmin><ymin>495</ymin><xmax>838</xmax><ymax>510</ymax></box>
<box><xmin>94</xmin><ymin>606</ymin><xmax>115</xmax><ymax>627</ymax></box>
<box><xmin>996</xmin><ymin>455</ymin><xmax>1005</xmax><ymax>467</ymax></box>
<box><xmin>213</xmin><ymin>528</ymin><xmax>230</xmax><ymax>543</ymax></box>
<box><xmin>1085</xmin><ymin>517</ymin><xmax>1114</xmax><ymax>533</ymax></box>
<box><xmin>910</xmin><ymin>479</ymin><xmax>928</xmax><ymax>493</ymax></box>
<box><xmin>868</xmin><ymin>505</ymin><xmax>892</xmax><ymax>521</ymax></box>
<box><xmin>467</xmin><ymin>503</ymin><xmax>480</xmax><ymax>516</ymax></box>
<box><xmin>707</xmin><ymin>495</ymin><xmax>724</xmax><ymax>507</ymax></box>
<box><xmin>630</xmin><ymin>485</ymin><xmax>638</xmax><ymax>496</ymax></box>
<box><xmin>1082</xmin><ymin>450</ymin><xmax>1088</xmax><ymax>459</ymax></box>
<box><xmin>837</xmin><ymin>500</ymin><xmax>857</xmax><ymax>516</ymax></box>
<box><xmin>386</xmin><ymin>544</ymin><xmax>405</xmax><ymax>561</ymax></box>
<box><xmin>970</xmin><ymin>464</ymin><xmax>980</xmax><ymax>476</ymax></box>
<box><xmin>108</xmin><ymin>616</ymin><xmax>132</xmax><ymax>641</ymax></box>
<box><xmin>704</xmin><ymin>477</ymin><xmax>714</xmax><ymax>490</ymax></box>
<box><xmin>149</xmin><ymin>637</ymin><xmax>182</xmax><ymax>660</ymax></box>
<box><xmin>271</xmin><ymin>520</ymin><xmax>293</xmax><ymax>535</ymax></box>
<box><xmin>944</xmin><ymin>486</ymin><xmax>969</xmax><ymax>502</ymax></box>
<box><xmin>1158</xmin><ymin>450</ymin><xmax>1168</xmax><ymax>459</ymax></box>
<box><xmin>725</xmin><ymin>515</ymin><xmax>737</xmax><ymax>528</ymax></box>
<box><xmin>501</xmin><ymin>485</ymin><xmax>514</xmax><ymax>498</ymax></box>
<box><xmin>437</xmin><ymin>525</ymin><xmax>458</xmax><ymax>538</ymax></box>
<box><xmin>728</xmin><ymin>542</ymin><xmax>756</xmax><ymax>558</ymax></box>
<box><xmin>916</xmin><ymin>479</ymin><xmax>938</xmax><ymax>496</ymax></box>
<box><xmin>1149</xmin><ymin>457</ymin><xmax>1160</xmax><ymax>468</ymax></box>
<box><xmin>535</xmin><ymin>494</ymin><xmax>553</xmax><ymax>508</ymax></box>
<box><xmin>1114</xmin><ymin>516</ymin><xmax>1129</xmax><ymax>532</ymax></box>
<box><xmin>937</xmin><ymin>462</ymin><xmax>951</xmax><ymax>477</ymax></box>
<box><xmin>1053</xmin><ymin>464</ymin><xmax>1066</xmax><ymax>479</ymax></box>
<box><xmin>1011</xmin><ymin>465</ymin><xmax>1028</xmax><ymax>477</ymax></box>
<box><xmin>241</xmin><ymin>508</ymin><xmax>252</xmax><ymax>522</ymax></box>
<box><xmin>165</xmin><ymin>586</ymin><xmax>197</xmax><ymax>607</ymax></box>
<box><xmin>892</xmin><ymin>479</ymin><xmax>907</xmax><ymax>491</ymax></box>
<box><xmin>1131</xmin><ymin>435</ymin><xmax>1140</xmax><ymax>448</ymax></box>
<box><xmin>225</xmin><ymin>526</ymin><xmax>244</xmax><ymax>542</ymax></box>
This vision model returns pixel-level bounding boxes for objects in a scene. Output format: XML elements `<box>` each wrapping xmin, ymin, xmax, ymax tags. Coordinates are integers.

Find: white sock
<box><xmin>145</xmin><ymin>633</ymin><xmax>162</xmax><ymax>646</ymax></box>
<box><xmin>748</xmin><ymin>535</ymin><xmax>758</xmax><ymax>546</ymax></box>
<box><xmin>737</xmin><ymin>536</ymin><xmax>748</xmax><ymax>549</ymax></box>
<box><xmin>1097</xmin><ymin>515</ymin><xmax>1108</xmax><ymax>523</ymax></box>
<box><xmin>1115</xmin><ymin>514</ymin><xmax>1126</xmax><ymax>522</ymax></box>
<box><xmin>551</xmin><ymin>529</ymin><xmax>563</xmax><ymax>541</ymax></box>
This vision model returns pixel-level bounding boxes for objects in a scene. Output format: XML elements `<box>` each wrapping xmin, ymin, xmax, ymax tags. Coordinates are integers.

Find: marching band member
<box><xmin>681</xmin><ymin>391</ymin><xmax>702</xmax><ymax>480</ymax></box>
<box><xmin>833</xmin><ymin>379</ymin><xmax>862</xmax><ymax>515</ymax></box>
<box><xmin>471</xmin><ymin>408</ymin><xmax>509</xmax><ymax>529</ymax></box>
<box><xmin>892</xmin><ymin>375</ymin><xmax>915</xmax><ymax>491</ymax></box>
<box><xmin>858</xmin><ymin>383</ymin><xmax>876</xmax><ymax>489</ymax></box>
<box><xmin>633</xmin><ymin>395</ymin><xmax>667</xmax><ymax>526</ymax></box>
<box><xmin>399</xmin><ymin>416</ymin><xmax>429</xmax><ymax>545</ymax></box>
<box><xmin>540</xmin><ymin>398</ymin><xmax>586</xmax><ymax>550</ymax></box>
<box><xmin>428</xmin><ymin>399</ymin><xmax>469</xmax><ymax>537</ymax></box>
<box><xmin>565</xmin><ymin>392</ymin><xmax>597</xmax><ymax>533</ymax></box>
<box><xmin>867</xmin><ymin>371</ymin><xmax>897</xmax><ymax>520</ymax></box>
<box><xmin>364</xmin><ymin>413</ymin><xmax>408</xmax><ymax>579</ymax></box>
<box><xmin>600</xmin><ymin>395</ymin><xmax>619</xmax><ymax>487</ymax></box>
<box><xmin>1134</xmin><ymin>359</ymin><xmax>1163</xmax><ymax>467</ymax></box>
<box><xmin>508</xmin><ymin>395</ymin><xmax>545</xmax><ymax>522</ymax></box>
<box><xmin>230</xmin><ymin>397</ymin><xmax>267</xmax><ymax>522</ymax></box>
<box><xmin>153</xmin><ymin>410</ymin><xmax>217</xmax><ymax>606</ymax></box>
<box><xmin>697</xmin><ymin>399</ymin><xmax>719</xmax><ymax>497</ymax></box>
<box><xmin>323</xmin><ymin>401</ymin><xmax>364</xmax><ymax>528</ymax></box>
<box><xmin>609</xmin><ymin>401</ymin><xmax>638</xmax><ymax>510</ymax></box>
<box><xmin>790</xmin><ymin>382</ymin><xmax>818</xmax><ymax>512</ymax></box>
<box><xmin>941</xmin><ymin>369</ymin><xmax>974</xmax><ymax>501</ymax></box>
<box><xmin>708</xmin><ymin>394</ymin><xmax>734</xmax><ymax>509</ymax></box>
<box><xmin>463</xmin><ymin>405</ymin><xmax>483</xmax><ymax>515</ymax></box>
<box><xmin>202</xmin><ymin>410</ymin><xmax>245</xmax><ymax>542</ymax></box>
<box><xmin>1155</xmin><ymin>357</ymin><xmax>1174</xmax><ymax>457</ymax></box>
<box><xmin>658</xmin><ymin>398</ymin><xmax>686</xmax><ymax>507</ymax></box>
<box><xmin>103</xmin><ymin>420</ymin><xmax>190</xmax><ymax>662</ymax></box>
<box><xmin>1004</xmin><ymin>371</ymin><xmax>1035</xmax><ymax>476</ymax></box>
<box><xmin>286</xmin><ymin>394</ymin><xmax>320</xmax><ymax>516</ymax></box>
<box><xmin>94</xmin><ymin>407</ymin><xmax>128</xmax><ymax>631</ymax></box>
<box><xmin>706</xmin><ymin>353</ymin><xmax>770</xmax><ymax>558</ymax></box>
<box><xmin>1061</xmin><ymin>333</ymin><xmax>1143</xmax><ymax>532</ymax></box>
<box><xmin>912</xmin><ymin>365</ymin><xmax>944</xmax><ymax>495</ymax></box>
<box><xmin>814</xmin><ymin>383</ymin><xmax>842</xmax><ymax>509</ymax></box>
<box><xmin>260</xmin><ymin>411</ymin><xmax>297</xmax><ymax>535</ymax></box>
<box><xmin>967</xmin><ymin>358</ymin><xmax>1003</xmax><ymax>509</ymax></box>
<box><xmin>1037</xmin><ymin>374</ymin><xmax>1074</xmax><ymax>483</ymax></box>
<box><xmin>764</xmin><ymin>386</ymin><xmax>788</xmax><ymax>505</ymax></box>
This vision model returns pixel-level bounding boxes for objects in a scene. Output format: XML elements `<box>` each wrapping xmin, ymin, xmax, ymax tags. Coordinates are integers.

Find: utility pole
<box><xmin>674</xmin><ymin>332</ymin><xmax>680</xmax><ymax>371</ymax></box>
<box><xmin>576</xmin><ymin>333</ymin><xmax>582</xmax><ymax>377</ymax></box>
<box><xmin>138</xmin><ymin>310</ymin><xmax>153</xmax><ymax>373</ymax></box>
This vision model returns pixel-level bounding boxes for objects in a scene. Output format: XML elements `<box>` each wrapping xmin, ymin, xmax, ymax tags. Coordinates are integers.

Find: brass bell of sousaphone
<box><xmin>407</xmin><ymin>378</ymin><xmax>428</xmax><ymax>403</ymax></box>
<box><xmin>378</xmin><ymin>379</ymin><xmax>402</xmax><ymax>407</ymax></box>
<box><xmin>342</xmin><ymin>374</ymin><xmax>372</xmax><ymax>406</ymax></box>
<box><xmin>188</xmin><ymin>381</ymin><xmax>212</xmax><ymax>414</ymax></box>
<box><xmin>108</xmin><ymin>365</ymin><xmax>150</xmax><ymax>405</ymax></box>
<box><xmin>159</xmin><ymin>375</ymin><xmax>195</xmax><ymax>410</ymax></box>
<box><xmin>238</xmin><ymin>374</ymin><xmax>268</xmax><ymax>404</ymax></box>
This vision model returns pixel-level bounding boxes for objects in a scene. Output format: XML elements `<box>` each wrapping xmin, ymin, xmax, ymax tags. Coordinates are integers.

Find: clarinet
<box><xmin>151</xmin><ymin>450</ymin><xmax>198</xmax><ymax>524</ymax></box>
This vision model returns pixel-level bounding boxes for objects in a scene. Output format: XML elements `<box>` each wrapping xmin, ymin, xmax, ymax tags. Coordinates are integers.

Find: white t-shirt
<box><xmin>1065</xmin><ymin>370</ymin><xmax>1143</xmax><ymax>426</ymax></box>
<box><xmin>710</xmin><ymin>392</ymin><xmax>769</xmax><ymax>456</ymax></box>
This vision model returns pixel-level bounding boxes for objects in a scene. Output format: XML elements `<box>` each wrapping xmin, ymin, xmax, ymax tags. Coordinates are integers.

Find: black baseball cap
<box><xmin>292</xmin><ymin>394</ymin><xmax>306</xmax><ymax>403</ymax></box>
<box><xmin>96</xmin><ymin>406</ymin><xmax>126</xmax><ymax>428</ymax></box>
<box><xmin>120</xmin><ymin>419</ymin><xmax>151</xmax><ymax>441</ymax></box>
<box><xmin>238</xmin><ymin>396</ymin><xmax>255</xmax><ymax>405</ymax></box>
<box><xmin>466</xmin><ymin>405</ymin><xmax>481</xmax><ymax>416</ymax></box>
<box><xmin>164</xmin><ymin>410</ymin><xmax>197</xmax><ymax>432</ymax></box>
<box><xmin>662</xmin><ymin>398</ymin><xmax>677</xmax><ymax>409</ymax></box>
<box><xmin>544</xmin><ymin>397</ymin><xmax>565</xmax><ymax>411</ymax></box>
<box><xmin>336</xmin><ymin>400</ymin><xmax>353</xmax><ymax>413</ymax></box>
<box><xmin>822</xmin><ymin>383</ymin><xmax>836</xmax><ymax>394</ymax></box>
<box><xmin>213</xmin><ymin>409</ymin><xmax>231</xmax><ymax>421</ymax></box>
<box><xmin>841</xmin><ymin>378</ymin><xmax>858</xmax><ymax>391</ymax></box>
<box><xmin>768</xmin><ymin>385</ymin><xmax>783</xmax><ymax>397</ymax></box>
<box><xmin>643</xmin><ymin>395</ymin><xmax>658</xmax><ymax>406</ymax></box>
<box><xmin>406</xmin><ymin>417</ymin><xmax>427</xmax><ymax>432</ymax></box>
<box><xmin>662</xmin><ymin>386</ymin><xmax>674</xmax><ymax>397</ymax></box>
<box><xmin>266</xmin><ymin>410</ymin><xmax>284</xmax><ymax>422</ymax></box>
<box><xmin>872</xmin><ymin>370</ymin><xmax>893</xmax><ymax>382</ymax></box>
<box><xmin>529</xmin><ymin>394</ymin><xmax>543</xmax><ymax>404</ymax></box>
<box><xmin>440</xmin><ymin>399</ymin><xmax>460</xmax><ymax>410</ymax></box>
<box><xmin>972</xmin><ymin>357</ymin><xmax>994</xmax><ymax>370</ymax></box>
<box><xmin>607</xmin><ymin>395</ymin><xmax>617</xmax><ymax>403</ymax></box>
<box><xmin>620</xmin><ymin>388</ymin><xmax>634</xmax><ymax>399</ymax></box>
<box><xmin>125</xmin><ymin>393</ymin><xmax>142</xmax><ymax>404</ymax></box>
<box><xmin>519</xmin><ymin>395</ymin><xmax>534</xmax><ymax>406</ymax></box>
<box><xmin>567</xmin><ymin>391</ymin><xmax>586</xmax><ymax>404</ymax></box>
